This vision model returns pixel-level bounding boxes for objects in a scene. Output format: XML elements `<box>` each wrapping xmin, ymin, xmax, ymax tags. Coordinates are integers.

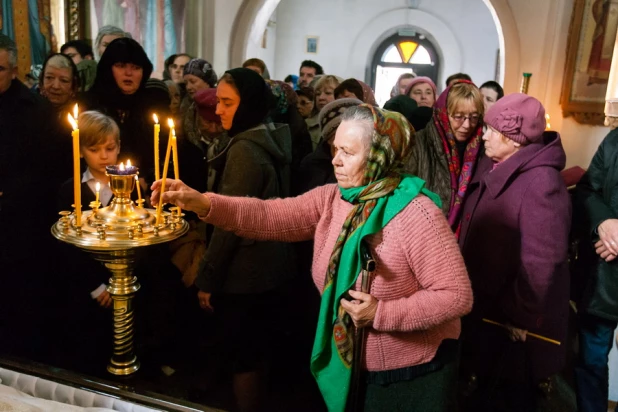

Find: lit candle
<box><xmin>95</xmin><ymin>182</ymin><xmax>100</xmax><ymax>205</ymax></box>
<box><xmin>119</xmin><ymin>162</ymin><xmax>125</xmax><ymax>172</ymax></box>
<box><xmin>156</xmin><ymin>130</ymin><xmax>174</xmax><ymax>225</ymax></box>
<box><xmin>135</xmin><ymin>175</ymin><xmax>142</xmax><ymax>206</ymax></box>
<box><xmin>168</xmin><ymin>118</ymin><xmax>180</xmax><ymax>180</ymax></box>
<box><xmin>153</xmin><ymin>114</ymin><xmax>160</xmax><ymax>181</ymax></box>
<box><xmin>68</xmin><ymin>104</ymin><xmax>81</xmax><ymax>226</ymax></box>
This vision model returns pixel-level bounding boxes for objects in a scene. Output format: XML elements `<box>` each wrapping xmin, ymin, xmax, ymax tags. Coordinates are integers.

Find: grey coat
<box><xmin>195</xmin><ymin>123</ymin><xmax>295</xmax><ymax>294</ymax></box>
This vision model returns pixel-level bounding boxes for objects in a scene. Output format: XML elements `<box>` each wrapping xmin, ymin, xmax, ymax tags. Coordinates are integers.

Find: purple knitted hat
<box><xmin>484</xmin><ymin>93</ymin><xmax>546</xmax><ymax>144</ymax></box>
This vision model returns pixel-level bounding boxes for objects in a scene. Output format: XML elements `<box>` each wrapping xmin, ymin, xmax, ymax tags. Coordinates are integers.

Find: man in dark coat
<box><xmin>0</xmin><ymin>35</ymin><xmax>60</xmax><ymax>359</ymax></box>
<box><xmin>573</xmin><ymin>126</ymin><xmax>618</xmax><ymax>412</ymax></box>
<box><xmin>458</xmin><ymin>94</ymin><xmax>571</xmax><ymax>411</ymax></box>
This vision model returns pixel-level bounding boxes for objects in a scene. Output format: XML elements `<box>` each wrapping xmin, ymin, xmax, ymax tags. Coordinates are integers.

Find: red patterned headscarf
<box><xmin>432</xmin><ymin>80</ymin><xmax>484</xmax><ymax>235</ymax></box>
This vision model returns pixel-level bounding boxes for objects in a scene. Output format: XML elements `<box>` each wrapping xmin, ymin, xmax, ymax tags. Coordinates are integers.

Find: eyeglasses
<box><xmin>450</xmin><ymin>113</ymin><xmax>481</xmax><ymax>124</ymax></box>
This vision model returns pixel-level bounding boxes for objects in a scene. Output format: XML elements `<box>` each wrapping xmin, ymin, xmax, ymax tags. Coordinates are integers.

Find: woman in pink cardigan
<box><xmin>152</xmin><ymin>105</ymin><xmax>472</xmax><ymax>412</ymax></box>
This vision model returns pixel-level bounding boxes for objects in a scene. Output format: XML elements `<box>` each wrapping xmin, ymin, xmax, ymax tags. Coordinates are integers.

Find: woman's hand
<box><xmin>595</xmin><ymin>239</ymin><xmax>617</xmax><ymax>262</ymax></box>
<box><xmin>197</xmin><ymin>290</ymin><xmax>213</xmax><ymax>312</ymax></box>
<box><xmin>340</xmin><ymin>290</ymin><xmax>378</xmax><ymax>328</ymax></box>
<box><xmin>505</xmin><ymin>324</ymin><xmax>527</xmax><ymax>342</ymax></box>
<box><xmin>151</xmin><ymin>179</ymin><xmax>211</xmax><ymax>216</ymax></box>
<box><xmin>598</xmin><ymin>219</ymin><xmax>618</xmax><ymax>255</ymax></box>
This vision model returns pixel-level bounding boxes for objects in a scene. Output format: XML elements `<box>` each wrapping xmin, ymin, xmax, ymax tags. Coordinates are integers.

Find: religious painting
<box><xmin>561</xmin><ymin>0</ymin><xmax>618</xmax><ymax>125</ymax></box>
<box><xmin>306</xmin><ymin>36</ymin><xmax>319</xmax><ymax>54</ymax></box>
<box><xmin>89</xmin><ymin>0</ymin><xmax>187</xmax><ymax>76</ymax></box>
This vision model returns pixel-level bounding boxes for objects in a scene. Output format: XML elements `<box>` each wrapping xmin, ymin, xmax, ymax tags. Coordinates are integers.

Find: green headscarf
<box><xmin>310</xmin><ymin>105</ymin><xmax>441</xmax><ymax>412</ymax></box>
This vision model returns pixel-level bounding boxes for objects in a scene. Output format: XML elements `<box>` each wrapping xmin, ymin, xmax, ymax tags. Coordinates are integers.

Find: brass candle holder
<box><xmin>51</xmin><ymin>167</ymin><xmax>188</xmax><ymax>376</ymax></box>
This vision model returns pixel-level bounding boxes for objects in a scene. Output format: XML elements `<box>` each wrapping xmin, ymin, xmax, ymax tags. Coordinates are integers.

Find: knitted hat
<box><xmin>318</xmin><ymin>97</ymin><xmax>363</xmax><ymax>142</ymax></box>
<box><xmin>183</xmin><ymin>59</ymin><xmax>218</xmax><ymax>88</ymax></box>
<box><xmin>194</xmin><ymin>88</ymin><xmax>220</xmax><ymax>123</ymax></box>
<box><xmin>403</xmin><ymin>76</ymin><xmax>438</xmax><ymax>98</ymax></box>
<box><xmin>484</xmin><ymin>93</ymin><xmax>546</xmax><ymax>144</ymax></box>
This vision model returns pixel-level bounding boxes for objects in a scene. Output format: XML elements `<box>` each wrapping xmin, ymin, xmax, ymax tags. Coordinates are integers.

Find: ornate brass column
<box><xmin>52</xmin><ymin>168</ymin><xmax>188</xmax><ymax>376</ymax></box>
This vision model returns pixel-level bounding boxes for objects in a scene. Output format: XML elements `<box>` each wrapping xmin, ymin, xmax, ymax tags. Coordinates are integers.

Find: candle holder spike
<box><xmin>52</xmin><ymin>168</ymin><xmax>188</xmax><ymax>376</ymax></box>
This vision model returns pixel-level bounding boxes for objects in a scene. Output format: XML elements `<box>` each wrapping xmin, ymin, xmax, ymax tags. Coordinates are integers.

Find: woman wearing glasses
<box><xmin>457</xmin><ymin>93</ymin><xmax>570</xmax><ymax>411</ymax></box>
<box><xmin>405</xmin><ymin>80</ymin><xmax>484</xmax><ymax>233</ymax></box>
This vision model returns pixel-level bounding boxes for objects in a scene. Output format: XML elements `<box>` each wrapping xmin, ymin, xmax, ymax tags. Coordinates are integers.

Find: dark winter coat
<box><xmin>458</xmin><ymin>131</ymin><xmax>571</xmax><ymax>382</ymax></box>
<box><xmin>195</xmin><ymin>123</ymin><xmax>295</xmax><ymax>294</ymax></box>
<box><xmin>574</xmin><ymin>128</ymin><xmax>618</xmax><ymax>320</ymax></box>
<box><xmin>405</xmin><ymin>121</ymin><xmax>457</xmax><ymax>216</ymax></box>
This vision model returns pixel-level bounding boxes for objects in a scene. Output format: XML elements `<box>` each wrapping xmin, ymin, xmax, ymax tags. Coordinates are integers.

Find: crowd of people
<box><xmin>1</xmin><ymin>26</ymin><xmax>618</xmax><ymax>412</ymax></box>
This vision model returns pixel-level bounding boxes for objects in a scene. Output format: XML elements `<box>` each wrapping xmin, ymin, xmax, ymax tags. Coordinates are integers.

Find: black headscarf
<box><xmin>225</xmin><ymin>68</ymin><xmax>275</xmax><ymax>137</ymax></box>
<box><xmin>89</xmin><ymin>37</ymin><xmax>153</xmax><ymax>106</ymax></box>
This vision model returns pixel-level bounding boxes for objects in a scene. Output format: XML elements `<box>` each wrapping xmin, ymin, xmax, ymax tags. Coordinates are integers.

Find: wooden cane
<box><xmin>348</xmin><ymin>240</ymin><xmax>375</xmax><ymax>412</ymax></box>
<box><xmin>482</xmin><ymin>318</ymin><xmax>561</xmax><ymax>345</ymax></box>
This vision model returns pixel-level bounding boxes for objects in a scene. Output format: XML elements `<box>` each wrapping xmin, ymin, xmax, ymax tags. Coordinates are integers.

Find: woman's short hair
<box><xmin>447</xmin><ymin>82</ymin><xmax>485</xmax><ymax>116</ymax></box>
<box><xmin>340</xmin><ymin>105</ymin><xmax>376</xmax><ymax>149</ymax></box>
<box><xmin>78</xmin><ymin>111</ymin><xmax>120</xmax><ymax>148</ymax></box>
<box><xmin>40</xmin><ymin>53</ymin><xmax>80</xmax><ymax>92</ymax></box>
<box><xmin>94</xmin><ymin>25</ymin><xmax>130</xmax><ymax>57</ymax></box>
<box><xmin>242</xmin><ymin>58</ymin><xmax>266</xmax><ymax>74</ymax></box>
<box><xmin>314</xmin><ymin>75</ymin><xmax>340</xmax><ymax>92</ymax></box>
<box><xmin>479</xmin><ymin>80</ymin><xmax>505</xmax><ymax>100</ymax></box>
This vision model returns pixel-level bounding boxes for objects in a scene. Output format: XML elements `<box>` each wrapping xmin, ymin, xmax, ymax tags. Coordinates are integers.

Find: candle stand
<box><xmin>51</xmin><ymin>170</ymin><xmax>188</xmax><ymax>376</ymax></box>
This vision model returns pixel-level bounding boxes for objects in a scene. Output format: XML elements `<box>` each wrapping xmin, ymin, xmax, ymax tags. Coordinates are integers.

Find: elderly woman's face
<box><xmin>448</xmin><ymin>99</ymin><xmax>480</xmax><ymax>142</ymax></box>
<box><xmin>42</xmin><ymin>66</ymin><xmax>74</xmax><ymax>106</ymax></box>
<box><xmin>184</xmin><ymin>74</ymin><xmax>209</xmax><ymax>99</ymax></box>
<box><xmin>112</xmin><ymin>62</ymin><xmax>143</xmax><ymax>95</ymax></box>
<box><xmin>409</xmin><ymin>83</ymin><xmax>435</xmax><ymax>107</ymax></box>
<box><xmin>98</xmin><ymin>34</ymin><xmax>122</xmax><ymax>58</ymax></box>
<box><xmin>483</xmin><ymin>125</ymin><xmax>519</xmax><ymax>162</ymax></box>
<box><xmin>297</xmin><ymin>95</ymin><xmax>314</xmax><ymax>118</ymax></box>
<box><xmin>332</xmin><ymin>120</ymin><xmax>370</xmax><ymax>189</ymax></box>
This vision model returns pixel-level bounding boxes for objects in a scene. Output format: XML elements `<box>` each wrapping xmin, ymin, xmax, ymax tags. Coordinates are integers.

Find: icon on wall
<box><xmin>306</xmin><ymin>36</ymin><xmax>319</xmax><ymax>54</ymax></box>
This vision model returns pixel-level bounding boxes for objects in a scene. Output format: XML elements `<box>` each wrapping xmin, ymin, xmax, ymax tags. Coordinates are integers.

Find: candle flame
<box><xmin>135</xmin><ymin>175</ymin><xmax>139</xmax><ymax>181</ymax></box>
<box><xmin>95</xmin><ymin>182</ymin><xmax>101</xmax><ymax>192</ymax></box>
<box><xmin>119</xmin><ymin>162</ymin><xmax>125</xmax><ymax>171</ymax></box>
<box><xmin>153</xmin><ymin>114</ymin><xmax>159</xmax><ymax>124</ymax></box>
<box><xmin>73</xmin><ymin>103</ymin><xmax>78</xmax><ymax>121</ymax></box>
<box><xmin>167</xmin><ymin>118</ymin><xmax>175</xmax><ymax>128</ymax></box>
<box><xmin>127</xmin><ymin>159</ymin><xmax>132</xmax><ymax>167</ymax></box>
<box><xmin>67</xmin><ymin>113</ymin><xmax>78</xmax><ymax>131</ymax></box>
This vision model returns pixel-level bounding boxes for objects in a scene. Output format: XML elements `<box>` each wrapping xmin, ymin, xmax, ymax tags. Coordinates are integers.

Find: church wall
<box><xmin>201</xmin><ymin>0</ymin><xmax>610</xmax><ymax>169</ymax></box>
<box><xmin>272</xmin><ymin>0</ymin><xmax>500</xmax><ymax>89</ymax></box>
<box><xmin>507</xmin><ymin>0</ymin><xmax>609</xmax><ymax>169</ymax></box>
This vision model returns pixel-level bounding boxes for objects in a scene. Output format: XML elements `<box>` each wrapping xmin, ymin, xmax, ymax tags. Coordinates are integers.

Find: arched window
<box><xmin>371</xmin><ymin>32</ymin><xmax>440</xmax><ymax>106</ymax></box>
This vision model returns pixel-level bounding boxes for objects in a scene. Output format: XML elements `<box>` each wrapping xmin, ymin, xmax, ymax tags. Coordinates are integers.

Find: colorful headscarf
<box><xmin>266</xmin><ymin>79</ymin><xmax>297</xmax><ymax>115</ymax></box>
<box><xmin>310</xmin><ymin>105</ymin><xmax>441</xmax><ymax>412</ymax></box>
<box><xmin>183</xmin><ymin>59</ymin><xmax>218</xmax><ymax>88</ymax></box>
<box><xmin>432</xmin><ymin>80</ymin><xmax>483</xmax><ymax>234</ymax></box>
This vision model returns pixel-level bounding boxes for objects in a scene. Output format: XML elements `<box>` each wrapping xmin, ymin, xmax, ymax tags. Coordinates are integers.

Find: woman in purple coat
<box><xmin>458</xmin><ymin>94</ymin><xmax>571</xmax><ymax>411</ymax></box>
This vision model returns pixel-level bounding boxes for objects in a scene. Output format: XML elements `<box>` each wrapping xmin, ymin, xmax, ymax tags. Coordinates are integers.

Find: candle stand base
<box><xmin>52</xmin><ymin>172</ymin><xmax>188</xmax><ymax>376</ymax></box>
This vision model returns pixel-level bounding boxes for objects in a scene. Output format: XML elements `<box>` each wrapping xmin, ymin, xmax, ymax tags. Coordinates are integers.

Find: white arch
<box><xmin>230</xmin><ymin>0</ymin><xmax>281</xmax><ymax>68</ymax></box>
<box><xmin>481</xmin><ymin>0</ymin><xmax>521</xmax><ymax>92</ymax></box>
<box><xmin>230</xmin><ymin>0</ymin><xmax>519</xmax><ymax>91</ymax></box>
<box><xmin>348</xmin><ymin>9</ymin><xmax>461</xmax><ymax>87</ymax></box>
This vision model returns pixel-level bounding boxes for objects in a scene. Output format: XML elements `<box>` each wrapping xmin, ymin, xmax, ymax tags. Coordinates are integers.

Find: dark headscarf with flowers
<box><xmin>311</xmin><ymin>105</ymin><xmax>441</xmax><ymax>412</ymax></box>
<box><xmin>431</xmin><ymin>80</ymin><xmax>484</xmax><ymax>234</ymax></box>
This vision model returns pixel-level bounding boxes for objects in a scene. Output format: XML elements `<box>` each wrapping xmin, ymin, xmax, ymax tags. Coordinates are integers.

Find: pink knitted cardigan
<box><xmin>202</xmin><ymin>184</ymin><xmax>473</xmax><ymax>372</ymax></box>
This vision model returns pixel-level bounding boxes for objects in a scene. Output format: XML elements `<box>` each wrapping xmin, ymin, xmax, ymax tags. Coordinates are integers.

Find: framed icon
<box><xmin>306</xmin><ymin>36</ymin><xmax>319</xmax><ymax>54</ymax></box>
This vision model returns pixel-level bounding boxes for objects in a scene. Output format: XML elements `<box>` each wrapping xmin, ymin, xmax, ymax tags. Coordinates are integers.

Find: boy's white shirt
<box><xmin>82</xmin><ymin>168</ymin><xmax>113</xmax><ymax>206</ymax></box>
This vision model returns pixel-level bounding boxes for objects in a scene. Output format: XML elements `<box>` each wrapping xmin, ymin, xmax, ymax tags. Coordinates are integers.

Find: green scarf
<box><xmin>309</xmin><ymin>104</ymin><xmax>441</xmax><ymax>412</ymax></box>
